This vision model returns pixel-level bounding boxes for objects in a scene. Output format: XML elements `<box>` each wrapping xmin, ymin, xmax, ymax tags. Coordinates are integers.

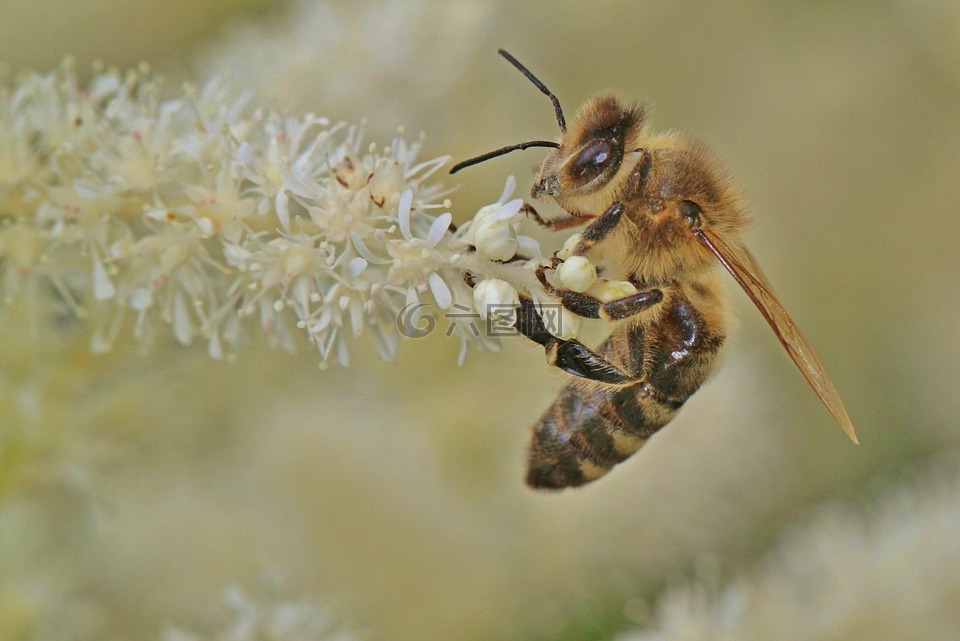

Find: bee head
<box><xmin>450</xmin><ymin>50</ymin><xmax>646</xmax><ymax>217</ymax></box>
<box><xmin>532</xmin><ymin>95</ymin><xmax>645</xmax><ymax>216</ymax></box>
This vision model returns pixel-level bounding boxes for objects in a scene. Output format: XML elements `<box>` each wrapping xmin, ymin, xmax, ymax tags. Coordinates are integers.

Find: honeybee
<box><xmin>452</xmin><ymin>50</ymin><xmax>857</xmax><ymax>489</ymax></box>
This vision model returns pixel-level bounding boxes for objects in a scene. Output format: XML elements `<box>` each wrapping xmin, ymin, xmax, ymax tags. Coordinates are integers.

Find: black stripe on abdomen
<box><xmin>526</xmin><ymin>383</ymin><xmax>671</xmax><ymax>489</ymax></box>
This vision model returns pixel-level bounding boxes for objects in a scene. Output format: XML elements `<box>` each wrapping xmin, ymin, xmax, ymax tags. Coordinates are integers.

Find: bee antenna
<box><xmin>449</xmin><ymin>140</ymin><xmax>560</xmax><ymax>174</ymax></box>
<box><xmin>497</xmin><ymin>49</ymin><xmax>567</xmax><ymax>132</ymax></box>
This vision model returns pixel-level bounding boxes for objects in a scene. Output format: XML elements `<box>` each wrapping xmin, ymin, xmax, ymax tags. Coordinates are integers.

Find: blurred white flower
<box><xmin>195</xmin><ymin>0</ymin><xmax>498</xmax><ymax>137</ymax></box>
<box><xmin>163</xmin><ymin>579</ymin><xmax>356</xmax><ymax>641</ymax></box>
<box><xmin>557</xmin><ymin>231</ymin><xmax>583</xmax><ymax>260</ymax></box>
<box><xmin>618</xmin><ymin>463</ymin><xmax>960</xmax><ymax>641</ymax></box>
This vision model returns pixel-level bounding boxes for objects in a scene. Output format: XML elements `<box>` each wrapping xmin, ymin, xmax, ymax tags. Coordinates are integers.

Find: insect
<box><xmin>451</xmin><ymin>50</ymin><xmax>857</xmax><ymax>489</ymax></box>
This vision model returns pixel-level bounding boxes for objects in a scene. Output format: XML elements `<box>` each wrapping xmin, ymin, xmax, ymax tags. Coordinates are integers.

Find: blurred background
<box><xmin>1</xmin><ymin>1</ymin><xmax>958</xmax><ymax>640</ymax></box>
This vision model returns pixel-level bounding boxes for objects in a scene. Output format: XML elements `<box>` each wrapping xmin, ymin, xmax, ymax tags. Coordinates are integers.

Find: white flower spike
<box><xmin>0</xmin><ymin>67</ymin><xmax>575</xmax><ymax>367</ymax></box>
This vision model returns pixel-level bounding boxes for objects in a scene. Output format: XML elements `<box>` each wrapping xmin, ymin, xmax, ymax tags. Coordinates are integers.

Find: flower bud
<box><xmin>472</xmin><ymin>203</ymin><xmax>501</xmax><ymax>225</ymax></box>
<box><xmin>474</xmin><ymin>216</ymin><xmax>519</xmax><ymax>261</ymax></box>
<box><xmin>556</xmin><ymin>256</ymin><xmax>597</xmax><ymax>292</ymax></box>
<box><xmin>589</xmin><ymin>279</ymin><xmax>638</xmax><ymax>302</ymax></box>
<box><xmin>558</xmin><ymin>232</ymin><xmax>582</xmax><ymax>260</ymax></box>
<box><xmin>473</xmin><ymin>279</ymin><xmax>520</xmax><ymax>320</ymax></box>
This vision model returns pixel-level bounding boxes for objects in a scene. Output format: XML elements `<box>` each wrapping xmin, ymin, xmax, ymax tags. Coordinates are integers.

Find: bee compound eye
<box><xmin>569</xmin><ymin>139</ymin><xmax>614</xmax><ymax>183</ymax></box>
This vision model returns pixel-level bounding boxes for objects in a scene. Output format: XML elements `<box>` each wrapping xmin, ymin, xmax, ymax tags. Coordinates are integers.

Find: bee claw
<box><xmin>535</xmin><ymin>262</ymin><xmax>559</xmax><ymax>293</ymax></box>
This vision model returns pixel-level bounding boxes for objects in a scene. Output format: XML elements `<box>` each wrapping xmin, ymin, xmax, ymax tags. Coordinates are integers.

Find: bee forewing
<box><xmin>694</xmin><ymin>227</ymin><xmax>858</xmax><ymax>444</ymax></box>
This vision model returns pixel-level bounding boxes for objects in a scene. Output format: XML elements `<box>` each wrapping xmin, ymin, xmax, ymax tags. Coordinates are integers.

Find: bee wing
<box><xmin>694</xmin><ymin>227</ymin><xmax>858</xmax><ymax>444</ymax></box>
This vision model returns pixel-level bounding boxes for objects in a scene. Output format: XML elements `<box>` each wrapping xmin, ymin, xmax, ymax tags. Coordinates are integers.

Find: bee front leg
<box><xmin>521</xmin><ymin>203</ymin><xmax>587</xmax><ymax>231</ymax></box>
<box><xmin>523</xmin><ymin>199</ymin><xmax>624</xmax><ymax>245</ymax></box>
<box><xmin>515</xmin><ymin>297</ymin><xmax>637</xmax><ymax>385</ymax></box>
<box><xmin>534</xmin><ymin>199</ymin><xmax>651</xmax><ymax>318</ymax></box>
<box><xmin>566</xmin><ymin>200</ymin><xmax>624</xmax><ymax>255</ymax></box>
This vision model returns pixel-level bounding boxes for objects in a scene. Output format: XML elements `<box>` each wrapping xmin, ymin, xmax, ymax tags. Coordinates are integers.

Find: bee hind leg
<box><xmin>548</xmin><ymin>339</ymin><xmax>635</xmax><ymax>384</ymax></box>
<box><xmin>515</xmin><ymin>297</ymin><xmax>636</xmax><ymax>385</ymax></box>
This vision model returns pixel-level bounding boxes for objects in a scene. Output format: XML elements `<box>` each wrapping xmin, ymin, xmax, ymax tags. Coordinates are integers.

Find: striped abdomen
<box><xmin>526</xmin><ymin>292</ymin><xmax>724</xmax><ymax>488</ymax></box>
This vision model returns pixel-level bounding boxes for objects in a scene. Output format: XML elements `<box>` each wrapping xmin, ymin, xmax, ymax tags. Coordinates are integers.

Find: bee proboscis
<box><xmin>452</xmin><ymin>49</ymin><xmax>857</xmax><ymax>489</ymax></box>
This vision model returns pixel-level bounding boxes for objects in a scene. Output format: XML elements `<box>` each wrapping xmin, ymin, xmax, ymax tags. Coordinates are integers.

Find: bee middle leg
<box><xmin>534</xmin><ymin>264</ymin><xmax>664</xmax><ymax>322</ymax></box>
<box><xmin>533</xmin><ymin>199</ymin><xmax>659</xmax><ymax>320</ymax></box>
<box><xmin>559</xmin><ymin>288</ymin><xmax>664</xmax><ymax>321</ymax></box>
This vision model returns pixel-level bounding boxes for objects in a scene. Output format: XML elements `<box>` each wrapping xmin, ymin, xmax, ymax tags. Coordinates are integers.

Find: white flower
<box><xmin>385</xmin><ymin>189</ymin><xmax>456</xmax><ymax>310</ymax></box>
<box><xmin>197</xmin><ymin>0</ymin><xmax>498</xmax><ymax>134</ymax></box>
<box><xmin>554</xmin><ymin>307</ymin><xmax>583</xmax><ymax>340</ymax></box>
<box><xmin>462</xmin><ymin>175</ymin><xmax>540</xmax><ymax>261</ymax></box>
<box><xmin>0</xmin><ymin>66</ymin><xmax>571</xmax><ymax>367</ymax></box>
<box><xmin>0</xmin><ymin>64</ymin><xmax>470</xmax><ymax>366</ymax></box>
